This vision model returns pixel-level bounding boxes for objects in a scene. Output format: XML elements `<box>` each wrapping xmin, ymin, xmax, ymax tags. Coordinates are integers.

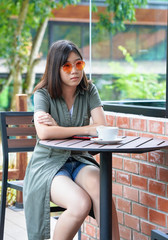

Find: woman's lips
<box><xmin>70</xmin><ymin>76</ymin><xmax>79</xmax><ymax>81</ymax></box>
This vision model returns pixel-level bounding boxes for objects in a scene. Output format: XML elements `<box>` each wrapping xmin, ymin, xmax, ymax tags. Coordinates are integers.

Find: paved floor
<box><xmin>4</xmin><ymin>207</ymin><xmax>79</xmax><ymax>240</ymax></box>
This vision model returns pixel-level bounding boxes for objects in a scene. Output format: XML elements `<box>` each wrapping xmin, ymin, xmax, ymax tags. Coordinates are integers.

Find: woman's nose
<box><xmin>71</xmin><ymin>65</ymin><xmax>78</xmax><ymax>73</ymax></box>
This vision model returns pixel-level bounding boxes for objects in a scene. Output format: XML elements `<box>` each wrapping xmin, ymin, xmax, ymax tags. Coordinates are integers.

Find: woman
<box><xmin>23</xmin><ymin>40</ymin><xmax>120</xmax><ymax>240</ymax></box>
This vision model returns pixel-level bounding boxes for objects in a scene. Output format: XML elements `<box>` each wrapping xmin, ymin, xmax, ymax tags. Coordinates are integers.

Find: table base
<box><xmin>100</xmin><ymin>152</ymin><xmax>112</xmax><ymax>240</ymax></box>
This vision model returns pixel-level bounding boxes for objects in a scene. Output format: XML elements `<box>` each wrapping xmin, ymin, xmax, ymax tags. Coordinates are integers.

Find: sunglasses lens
<box><xmin>76</xmin><ymin>60</ymin><xmax>85</xmax><ymax>70</ymax></box>
<box><xmin>62</xmin><ymin>63</ymin><xmax>72</xmax><ymax>73</ymax></box>
<box><xmin>62</xmin><ymin>60</ymin><xmax>85</xmax><ymax>73</ymax></box>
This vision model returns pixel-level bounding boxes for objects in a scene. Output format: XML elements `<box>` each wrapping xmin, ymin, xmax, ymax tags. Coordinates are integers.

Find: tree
<box><xmin>0</xmin><ymin>0</ymin><xmax>147</xmax><ymax>110</ymax></box>
<box><xmin>0</xmin><ymin>0</ymin><xmax>79</xmax><ymax>109</ymax></box>
<box><xmin>95</xmin><ymin>0</ymin><xmax>147</xmax><ymax>33</ymax></box>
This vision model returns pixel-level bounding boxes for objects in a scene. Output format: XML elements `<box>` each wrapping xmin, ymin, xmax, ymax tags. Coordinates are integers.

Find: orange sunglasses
<box><xmin>62</xmin><ymin>60</ymin><xmax>85</xmax><ymax>74</ymax></box>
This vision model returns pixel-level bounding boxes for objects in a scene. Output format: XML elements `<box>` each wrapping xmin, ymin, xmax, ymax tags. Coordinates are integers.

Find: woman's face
<box><xmin>60</xmin><ymin>51</ymin><xmax>84</xmax><ymax>90</ymax></box>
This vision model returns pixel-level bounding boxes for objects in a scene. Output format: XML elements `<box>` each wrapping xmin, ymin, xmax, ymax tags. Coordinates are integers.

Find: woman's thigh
<box><xmin>75</xmin><ymin>165</ymin><xmax>100</xmax><ymax>196</ymax></box>
<box><xmin>50</xmin><ymin>175</ymin><xmax>91</xmax><ymax>210</ymax></box>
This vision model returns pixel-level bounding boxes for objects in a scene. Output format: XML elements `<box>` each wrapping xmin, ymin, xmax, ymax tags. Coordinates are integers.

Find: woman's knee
<box><xmin>68</xmin><ymin>192</ymin><xmax>92</xmax><ymax>219</ymax></box>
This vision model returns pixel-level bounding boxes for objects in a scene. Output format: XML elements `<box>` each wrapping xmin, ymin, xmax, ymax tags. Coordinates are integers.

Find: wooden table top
<box><xmin>39</xmin><ymin>136</ymin><xmax>168</xmax><ymax>154</ymax></box>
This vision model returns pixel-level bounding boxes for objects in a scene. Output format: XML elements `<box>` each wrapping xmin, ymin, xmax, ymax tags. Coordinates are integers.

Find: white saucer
<box><xmin>90</xmin><ymin>137</ymin><xmax>123</xmax><ymax>144</ymax></box>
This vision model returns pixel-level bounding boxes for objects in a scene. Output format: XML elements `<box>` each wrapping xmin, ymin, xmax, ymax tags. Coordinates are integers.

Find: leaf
<box><xmin>109</xmin><ymin>46</ymin><xmax>166</xmax><ymax>100</ymax></box>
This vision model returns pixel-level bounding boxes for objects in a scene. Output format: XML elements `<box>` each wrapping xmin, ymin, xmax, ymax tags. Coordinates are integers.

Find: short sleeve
<box><xmin>89</xmin><ymin>83</ymin><xmax>103</xmax><ymax>111</ymax></box>
<box><xmin>34</xmin><ymin>89</ymin><xmax>50</xmax><ymax>113</ymax></box>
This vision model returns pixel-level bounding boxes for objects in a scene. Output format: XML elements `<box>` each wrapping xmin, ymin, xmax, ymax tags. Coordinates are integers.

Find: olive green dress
<box><xmin>23</xmin><ymin>83</ymin><xmax>102</xmax><ymax>240</ymax></box>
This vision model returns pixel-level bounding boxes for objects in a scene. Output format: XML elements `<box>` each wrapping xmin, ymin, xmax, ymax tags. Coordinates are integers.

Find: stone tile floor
<box><xmin>4</xmin><ymin>207</ymin><xmax>79</xmax><ymax>240</ymax></box>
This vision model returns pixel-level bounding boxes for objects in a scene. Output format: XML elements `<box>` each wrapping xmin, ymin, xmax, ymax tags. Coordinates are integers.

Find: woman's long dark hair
<box><xmin>34</xmin><ymin>40</ymin><xmax>89</xmax><ymax>98</ymax></box>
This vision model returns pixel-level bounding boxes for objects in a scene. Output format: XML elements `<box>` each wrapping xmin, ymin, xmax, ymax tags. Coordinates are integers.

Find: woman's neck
<box><xmin>62</xmin><ymin>87</ymin><xmax>76</xmax><ymax>111</ymax></box>
<box><xmin>62</xmin><ymin>86</ymin><xmax>76</xmax><ymax>97</ymax></box>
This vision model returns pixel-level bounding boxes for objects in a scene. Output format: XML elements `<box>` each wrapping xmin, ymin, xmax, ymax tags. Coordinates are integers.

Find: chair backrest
<box><xmin>0</xmin><ymin>111</ymin><xmax>36</xmax><ymax>154</ymax></box>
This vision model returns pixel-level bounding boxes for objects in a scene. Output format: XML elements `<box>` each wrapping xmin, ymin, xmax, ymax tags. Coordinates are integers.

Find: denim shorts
<box><xmin>55</xmin><ymin>157</ymin><xmax>87</xmax><ymax>181</ymax></box>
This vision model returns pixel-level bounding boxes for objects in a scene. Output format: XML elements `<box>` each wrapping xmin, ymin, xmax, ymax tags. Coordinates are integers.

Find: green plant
<box><xmin>0</xmin><ymin>79</ymin><xmax>10</xmax><ymax>110</ymax></box>
<box><xmin>0</xmin><ymin>182</ymin><xmax>16</xmax><ymax>206</ymax></box>
<box><xmin>0</xmin><ymin>157</ymin><xmax>17</xmax><ymax>206</ymax></box>
<box><xmin>109</xmin><ymin>46</ymin><xmax>166</xmax><ymax>100</ymax></box>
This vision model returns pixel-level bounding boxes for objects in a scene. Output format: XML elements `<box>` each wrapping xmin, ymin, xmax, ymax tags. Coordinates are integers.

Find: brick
<box><xmin>89</xmin><ymin>217</ymin><xmax>97</xmax><ymax>226</ymax></box>
<box><xmin>149</xmin><ymin>179</ymin><xmax>166</xmax><ymax>196</ymax></box>
<box><xmin>132</xmin><ymin>175</ymin><xmax>147</xmax><ymax>190</ymax></box>
<box><xmin>106</xmin><ymin>114</ymin><xmax>115</xmax><ymax>126</ymax></box>
<box><xmin>81</xmin><ymin>235</ymin><xmax>90</xmax><ymax>240</ymax></box>
<box><xmin>85</xmin><ymin>216</ymin><xmax>90</xmax><ymax>222</ymax></box>
<box><xmin>148</xmin><ymin>151</ymin><xmax>164</xmax><ymax>165</ymax></box>
<box><xmin>117</xmin><ymin>198</ymin><xmax>131</xmax><ymax>213</ymax></box>
<box><xmin>165</xmin><ymin>153</ymin><xmax>168</xmax><ymax>166</ymax></box>
<box><xmin>158</xmin><ymin>197</ymin><xmax>168</xmax><ymax>213</ymax></box>
<box><xmin>116</xmin><ymin>171</ymin><xmax>131</xmax><ymax>185</ymax></box>
<box><xmin>125</xmin><ymin>130</ymin><xmax>139</xmax><ymax>136</ymax></box>
<box><xmin>116</xmin><ymin>152</ymin><xmax>131</xmax><ymax>158</ymax></box>
<box><xmin>123</xmin><ymin>186</ymin><xmax>138</xmax><ymax>202</ymax></box>
<box><xmin>157</xmin><ymin>167</ymin><xmax>168</xmax><ymax>182</ymax></box>
<box><xmin>85</xmin><ymin>223</ymin><xmax>96</xmax><ymax>238</ymax></box>
<box><xmin>141</xmin><ymin>220</ymin><xmax>156</xmax><ymax>236</ymax></box>
<box><xmin>112</xmin><ymin>182</ymin><xmax>123</xmax><ymax>197</ymax></box>
<box><xmin>94</xmin><ymin>154</ymin><xmax>100</xmax><ymax>164</ymax></box>
<box><xmin>155</xmin><ymin>136</ymin><xmax>168</xmax><ymax>141</ymax></box>
<box><xmin>133</xmin><ymin>230</ymin><xmax>148</xmax><ymax>240</ymax></box>
<box><xmin>125</xmin><ymin>214</ymin><xmax>140</xmax><ymax>231</ymax></box>
<box><xmin>131</xmin><ymin>152</ymin><xmax>147</xmax><ymax>161</ymax></box>
<box><xmin>131</xmin><ymin>118</ymin><xmax>147</xmax><ymax>131</ymax></box>
<box><xmin>117</xmin><ymin>210</ymin><xmax>124</xmax><ymax>224</ymax></box>
<box><xmin>96</xmin><ymin>228</ymin><xmax>100</xmax><ymax>239</ymax></box>
<box><xmin>149</xmin><ymin>209</ymin><xmax>166</xmax><ymax>227</ymax></box>
<box><xmin>81</xmin><ymin>223</ymin><xmax>84</xmax><ymax>232</ymax></box>
<box><xmin>118</xmin><ymin>129</ymin><xmax>124</xmax><ymax>136</ymax></box>
<box><xmin>139</xmin><ymin>163</ymin><xmax>156</xmax><ymax>179</ymax></box>
<box><xmin>119</xmin><ymin>224</ymin><xmax>131</xmax><ymax>240</ymax></box>
<box><xmin>124</xmin><ymin>159</ymin><xmax>139</xmax><ymax>174</ymax></box>
<box><xmin>139</xmin><ymin>191</ymin><xmax>156</xmax><ymax>208</ymax></box>
<box><xmin>132</xmin><ymin>202</ymin><xmax>148</xmax><ymax>220</ymax></box>
<box><xmin>165</xmin><ymin>122</ymin><xmax>168</xmax><ymax>135</ymax></box>
<box><xmin>148</xmin><ymin>120</ymin><xmax>164</xmax><ymax>134</ymax></box>
<box><xmin>140</xmin><ymin>132</ymin><xmax>156</xmax><ymax>138</ymax></box>
<box><xmin>167</xmin><ymin>185</ymin><xmax>168</xmax><ymax>198</ymax></box>
<box><xmin>112</xmin><ymin>169</ymin><xmax>116</xmax><ymax>181</ymax></box>
<box><xmin>112</xmin><ymin>156</ymin><xmax>123</xmax><ymax>169</ymax></box>
<box><xmin>113</xmin><ymin>196</ymin><xmax>116</xmax><ymax>204</ymax></box>
<box><xmin>116</xmin><ymin>116</ymin><xmax>130</xmax><ymax>129</ymax></box>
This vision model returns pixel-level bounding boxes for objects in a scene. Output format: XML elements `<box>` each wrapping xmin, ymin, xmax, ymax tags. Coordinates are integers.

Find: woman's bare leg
<box><xmin>75</xmin><ymin>165</ymin><xmax>100</xmax><ymax>224</ymax></box>
<box><xmin>75</xmin><ymin>165</ymin><xmax>120</xmax><ymax>240</ymax></box>
<box><xmin>50</xmin><ymin>175</ymin><xmax>91</xmax><ymax>240</ymax></box>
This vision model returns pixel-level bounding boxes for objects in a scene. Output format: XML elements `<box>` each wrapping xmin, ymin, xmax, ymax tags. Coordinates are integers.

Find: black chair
<box><xmin>0</xmin><ymin>111</ymin><xmax>94</xmax><ymax>240</ymax></box>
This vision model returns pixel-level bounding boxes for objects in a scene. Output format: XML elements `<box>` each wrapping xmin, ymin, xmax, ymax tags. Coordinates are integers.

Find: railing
<box><xmin>103</xmin><ymin>100</ymin><xmax>166</xmax><ymax>118</ymax></box>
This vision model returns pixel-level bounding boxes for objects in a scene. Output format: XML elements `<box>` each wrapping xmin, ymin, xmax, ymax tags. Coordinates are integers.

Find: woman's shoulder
<box><xmin>88</xmin><ymin>82</ymin><xmax>97</xmax><ymax>91</ymax></box>
<box><xmin>34</xmin><ymin>88</ymin><xmax>52</xmax><ymax>104</ymax></box>
<box><xmin>87</xmin><ymin>82</ymin><xmax>99</xmax><ymax>96</ymax></box>
<box><xmin>35</xmin><ymin>87</ymin><xmax>48</xmax><ymax>94</ymax></box>
<box><xmin>34</xmin><ymin>88</ymin><xmax>50</xmax><ymax>97</ymax></box>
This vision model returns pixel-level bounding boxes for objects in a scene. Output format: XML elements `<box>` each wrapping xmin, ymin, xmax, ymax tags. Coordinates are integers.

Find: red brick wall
<box><xmin>81</xmin><ymin>111</ymin><xmax>168</xmax><ymax>240</ymax></box>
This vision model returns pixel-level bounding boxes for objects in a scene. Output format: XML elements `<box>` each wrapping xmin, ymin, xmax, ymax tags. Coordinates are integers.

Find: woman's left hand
<box><xmin>37</xmin><ymin>113</ymin><xmax>58</xmax><ymax>126</ymax></box>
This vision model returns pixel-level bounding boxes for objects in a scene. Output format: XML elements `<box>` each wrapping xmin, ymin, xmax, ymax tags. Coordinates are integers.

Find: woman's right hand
<box><xmin>86</xmin><ymin>124</ymin><xmax>104</xmax><ymax>137</ymax></box>
<box><xmin>36</xmin><ymin>113</ymin><xmax>58</xmax><ymax>126</ymax></box>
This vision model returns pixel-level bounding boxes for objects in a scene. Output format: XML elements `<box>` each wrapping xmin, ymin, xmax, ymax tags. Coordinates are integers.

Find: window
<box><xmin>40</xmin><ymin>1</ymin><xmax>167</xmax><ymax>117</ymax></box>
<box><xmin>91</xmin><ymin>1</ymin><xmax>168</xmax><ymax>117</ymax></box>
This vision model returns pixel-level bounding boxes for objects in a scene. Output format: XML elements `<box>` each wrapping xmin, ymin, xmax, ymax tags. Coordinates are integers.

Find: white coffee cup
<box><xmin>96</xmin><ymin>126</ymin><xmax>119</xmax><ymax>141</ymax></box>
